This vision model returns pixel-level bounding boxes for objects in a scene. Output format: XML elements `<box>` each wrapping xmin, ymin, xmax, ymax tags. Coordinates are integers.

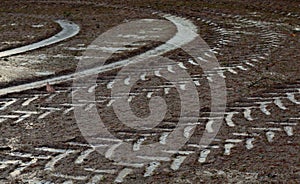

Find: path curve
<box><xmin>0</xmin><ymin>20</ymin><xmax>80</xmax><ymax>58</ymax></box>
<box><xmin>0</xmin><ymin>14</ymin><xmax>197</xmax><ymax>96</ymax></box>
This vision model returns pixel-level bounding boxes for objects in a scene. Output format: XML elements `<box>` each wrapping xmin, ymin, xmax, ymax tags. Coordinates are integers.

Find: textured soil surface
<box><xmin>0</xmin><ymin>0</ymin><xmax>299</xmax><ymax>183</ymax></box>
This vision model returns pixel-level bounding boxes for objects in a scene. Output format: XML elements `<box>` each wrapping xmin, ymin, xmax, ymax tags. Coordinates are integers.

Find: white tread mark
<box><xmin>225</xmin><ymin>112</ymin><xmax>238</xmax><ymax>127</ymax></box>
<box><xmin>187</xmin><ymin>58</ymin><xmax>199</xmax><ymax>65</ymax></box>
<box><xmin>266</xmin><ymin>131</ymin><xmax>275</xmax><ymax>142</ymax></box>
<box><xmin>198</xmin><ymin>149</ymin><xmax>210</xmax><ymax>163</ymax></box>
<box><xmin>171</xmin><ymin>156</ymin><xmax>186</xmax><ymax>171</ymax></box>
<box><xmin>124</xmin><ymin>76</ymin><xmax>131</xmax><ymax>85</ymax></box>
<box><xmin>243</xmin><ymin>107</ymin><xmax>254</xmax><ymax>121</ymax></box>
<box><xmin>52</xmin><ymin>173</ymin><xmax>87</xmax><ymax>181</ymax></box>
<box><xmin>287</xmin><ymin>93</ymin><xmax>300</xmax><ymax>104</ymax></box>
<box><xmin>0</xmin><ymin>14</ymin><xmax>198</xmax><ymax>97</ymax></box>
<box><xmin>205</xmin><ymin>119</ymin><xmax>214</xmax><ymax>133</ymax></box>
<box><xmin>22</xmin><ymin>95</ymin><xmax>39</xmax><ymax>106</ymax></box>
<box><xmin>284</xmin><ymin>126</ymin><xmax>293</xmax><ymax>136</ymax></box>
<box><xmin>246</xmin><ymin>138</ymin><xmax>255</xmax><ymax>149</ymax></box>
<box><xmin>193</xmin><ymin>80</ymin><xmax>200</xmax><ymax>86</ymax></box>
<box><xmin>258</xmin><ymin>102</ymin><xmax>271</xmax><ymax>115</ymax></box>
<box><xmin>75</xmin><ymin>148</ymin><xmax>95</xmax><ymax>164</ymax></box>
<box><xmin>0</xmin><ymin>98</ymin><xmax>17</xmax><ymax>110</ymax></box>
<box><xmin>147</xmin><ymin>92</ymin><xmax>153</xmax><ymax>98</ymax></box>
<box><xmin>133</xmin><ymin>137</ymin><xmax>146</xmax><ymax>151</ymax></box>
<box><xmin>159</xmin><ymin>132</ymin><xmax>170</xmax><ymax>145</ymax></box>
<box><xmin>184</xmin><ymin>126</ymin><xmax>195</xmax><ymax>138</ymax></box>
<box><xmin>167</xmin><ymin>65</ymin><xmax>175</xmax><ymax>73</ymax></box>
<box><xmin>154</xmin><ymin>70</ymin><xmax>162</xmax><ymax>77</ymax></box>
<box><xmin>274</xmin><ymin>97</ymin><xmax>287</xmax><ymax>110</ymax></box>
<box><xmin>115</xmin><ymin>168</ymin><xmax>133</xmax><ymax>183</ymax></box>
<box><xmin>45</xmin><ymin>150</ymin><xmax>76</xmax><ymax>171</ymax></box>
<box><xmin>178</xmin><ymin>62</ymin><xmax>187</xmax><ymax>69</ymax></box>
<box><xmin>140</xmin><ymin>73</ymin><xmax>147</xmax><ymax>80</ymax></box>
<box><xmin>164</xmin><ymin>88</ymin><xmax>170</xmax><ymax>94</ymax></box>
<box><xmin>84</xmin><ymin>168</ymin><xmax>116</xmax><ymax>174</ymax></box>
<box><xmin>107</xmin><ymin>81</ymin><xmax>114</xmax><ymax>89</ymax></box>
<box><xmin>105</xmin><ymin>142</ymin><xmax>122</xmax><ymax>159</ymax></box>
<box><xmin>224</xmin><ymin>143</ymin><xmax>235</xmax><ymax>155</ymax></box>
<box><xmin>10</xmin><ymin>158</ymin><xmax>38</xmax><ymax>178</ymax></box>
<box><xmin>144</xmin><ymin>162</ymin><xmax>160</xmax><ymax>177</ymax></box>
<box><xmin>197</xmin><ymin>56</ymin><xmax>208</xmax><ymax>62</ymax></box>
<box><xmin>107</xmin><ymin>99</ymin><xmax>115</xmax><ymax>107</ymax></box>
<box><xmin>88</xmin><ymin>84</ymin><xmax>97</xmax><ymax>93</ymax></box>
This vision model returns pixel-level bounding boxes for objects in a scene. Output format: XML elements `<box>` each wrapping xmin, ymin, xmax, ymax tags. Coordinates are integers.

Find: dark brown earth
<box><xmin>0</xmin><ymin>0</ymin><xmax>299</xmax><ymax>183</ymax></box>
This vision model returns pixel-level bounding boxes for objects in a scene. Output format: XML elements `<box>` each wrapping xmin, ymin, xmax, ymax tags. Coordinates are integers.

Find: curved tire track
<box><xmin>0</xmin><ymin>14</ymin><xmax>197</xmax><ymax>96</ymax></box>
<box><xmin>0</xmin><ymin>20</ymin><xmax>80</xmax><ymax>58</ymax></box>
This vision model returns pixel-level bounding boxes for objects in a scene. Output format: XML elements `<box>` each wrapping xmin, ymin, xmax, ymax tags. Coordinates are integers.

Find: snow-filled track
<box><xmin>0</xmin><ymin>14</ymin><xmax>197</xmax><ymax>96</ymax></box>
<box><xmin>0</xmin><ymin>20</ymin><xmax>80</xmax><ymax>58</ymax></box>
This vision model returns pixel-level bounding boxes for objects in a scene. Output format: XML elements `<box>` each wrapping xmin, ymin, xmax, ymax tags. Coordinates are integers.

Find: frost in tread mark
<box><xmin>187</xmin><ymin>58</ymin><xmax>199</xmax><ymax>65</ymax></box>
<box><xmin>84</xmin><ymin>168</ymin><xmax>116</xmax><ymax>174</ymax></box>
<box><xmin>38</xmin><ymin>107</ymin><xmax>61</xmax><ymax>119</ymax></box>
<box><xmin>22</xmin><ymin>95</ymin><xmax>39</xmax><ymax>106</ymax></box>
<box><xmin>107</xmin><ymin>81</ymin><xmax>114</xmax><ymax>89</ymax></box>
<box><xmin>243</xmin><ymin>107</ymin><xmax>254</xmax><ymax>121</ymax></box>
<box><xmin>225</xmin><ymin>112</ymin><xmax>239</xmax><ymax>127</ymax></box>
<box><xmin>147</xmin><ymin>92</ymin><xmax>153</xmax><ymax>98</ymax></box>
<box><xmin>171</xmin><ymin>156</ymin><xmax>186</xmax><ymax>171</ymax></box>
<box><xmin>167</xmin><ymin>65</ymin><xmax>175</xmax><ymax>73</ymax></box>
<box><xmin>224</xmin><ymin>143</ymin><xmax>235</xmax><ymax>155</ymax></box>
<box><xmin>257</xmin><ymin>102</ymin><xmax>271</xmax><ymax>115</ymax></box>
<box><xmin>35</xmin><ymin>148</ymin><xmax>77</xmax><ymax>171</ymax></box>
<box><xmin>273</xmin><ymin>97</ymin><xmax>287</xmax><ymax>110</ymax></box>
<box><xmin>284</xmin><ymin>126</ymin><xmax>293</xmax><ymax>136</ymax></box>
<box><xmin>12</xmin><ymin>110</ymin><xmax>39</xmax><ymax>124</ymax></box>
<box><xmin>107</xmin><ymin>99</ymin><xmax>115</xmax><ymax>107</ymax></box>
<box><xmin>164</xmin><ymin>87</ymin><xmax>170</xmax><ymax>94</ymax></box>
<box><xmin>133</xmin><ymin>137</ymin><xmax>147</xmax><ymax>151</ymax></box>
<box><xmin>140</xmin><ymin>73</ymin><xmax>147</xmax><ymax>80</ymax></box>
<box><xmin>266</xmin><ymin>131</ymin><xmax>275</xmax><ymax>142</ymax></box>
<box><xmin>287</xmin><ymin>93</ymin><xmax>300</xmax><ymax>104</ymax></box>
<box><xmin>115</xmin><ymin>168</ymin><xmax>133</xmax><ymax>183</ymax></box>
<box><xmin>88</xmin><ymin>84</ymin><xmax>98</xmax><ymax>93</ymax></box>
<box><xmin>198</xmin><ymin>149</ymin><xmax>211</xmax><ymax>163</ymax></box>
<box><xmin>75</xmin><ymin>148</ymin><xmax>95</xmax><ymax>164</ymax></box>
<box><xmin>236</xmin><ymin>65</ymin><xmax>248</xmax><ymax>71</ymax></box>
<box><xmin>205</xmin><ymin>119</ymin><xmax>214</xmax><ymax>133</ymax></box>
<box><xmin>124</xmin><ymin>76</ymin><xmax>131</xmax><ymax>85</ymax></box>
<box><xmin>246</xmin><ymin>138</ymin><xmax>255</xmax><ymax>149</ymax></box>
<box><xmin>0</xmin><ymin>98</ymin><xmax>17</xmax><ymax>110</ymax></box>
<box><xmin>10</xmin><ymin>158</ymin><xmax>38</xmax><ymax>178</ymax></box>
<box><xmin>159</xmin><ymin>132</ymin><xmax>170</xmax><ymax>145</ymax></box>
<box><xmin>179</xmin><ymin>84</ymin><xmax>186</xmax><ymax>90</ymax></box>
<box><xmin>144</xmin><ymin>162</ymin><xmax>160</xmax><ymax>177</ymax></box>
<box><xmin>51</xmin><ymin>173</ymin><xmax>87</xmax><ymax>181</ymax></box>
<box><xmin>197</xmin><ymin>56</ymin><xmax>208</xmax><ymax>62</ymax></box>
<box><xmin>105</xmin><ymin>142</ymin><xmax>122</xmax><ymax>159</ymax></box>
<box><xmin>178</xmin><ymin>62</ymin><xmax>187</xmax><ymax>69</ymax></box>
<box><xmin>154</xmin><ymin>70</ymin><xmax>162</xmax><ymax>77</ymax></box>
<box><xmin>193</xmin><ymin>80</ymin><xmax>200</xmax><ymax>86</ymax></box>
<box><xmin>184</xmin><ymin>126</ymin><xmax>195</xmax><ymax>138</ymax></box>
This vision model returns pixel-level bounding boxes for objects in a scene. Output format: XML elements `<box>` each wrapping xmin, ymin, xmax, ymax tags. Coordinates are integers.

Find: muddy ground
<box><xmin>0</xmin><ymin>0</ymin><xmax>299</xmax><ymax>183</ymax></box>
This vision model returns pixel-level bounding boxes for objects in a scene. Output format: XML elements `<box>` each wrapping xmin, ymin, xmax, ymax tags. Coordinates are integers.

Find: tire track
<box><xmin>0</xmin><ymin>2</ymin><xmax>299</xmax><ymax>183</ymax></box>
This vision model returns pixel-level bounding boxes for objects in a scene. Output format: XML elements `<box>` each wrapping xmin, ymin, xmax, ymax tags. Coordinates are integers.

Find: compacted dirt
<box><xmin>0</xmin><ymin>0</ymin><xmax>299</xmax><ymax>183</ymax></box>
